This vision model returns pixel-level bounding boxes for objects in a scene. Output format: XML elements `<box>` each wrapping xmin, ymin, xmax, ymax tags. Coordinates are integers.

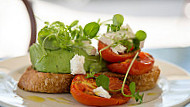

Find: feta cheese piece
<box><xmin>99</xmin><ymin>24</ymin><xmax>137</xmax><ymax>54</ymax></box>
<box><xmin>93</xmin><ymin>86</ymin><xmax>111</xmax><ymax>99</ymax></box>
<box><xmin>111</xmin><ymin>44</ymin><xmax>127</xmax><ymax>54</ymax></box>
<box><xmin>99</xmin><ymin>35</ymin><xmax>114</xmax><ymax>46</ymax></box>
<box><xmin>70</xmin><ymin>54</ymin><xmax>86</xmax><ymax>75</ymax></box>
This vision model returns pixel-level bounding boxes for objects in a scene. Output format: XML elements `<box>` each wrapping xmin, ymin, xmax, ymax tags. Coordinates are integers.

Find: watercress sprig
<box><xmin>92</xmin><ymin>51</ymin><xmax>144</xmax><ymax>104</ymax></box>
<box><xmin>120</xmin><ymin>51</ymin><xmax>144</xmax><ymax>103</ymax></box>
<box><xmin>38</xmin><ymin>20</ymin><xmax>100</xmax><ymax>51</ymax></box>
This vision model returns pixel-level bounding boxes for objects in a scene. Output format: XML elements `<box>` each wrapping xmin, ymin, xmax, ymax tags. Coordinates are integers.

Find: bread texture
<box><xmin>99</xmin><ymin>66</ymin><xmax>161</xmax><ymax>92</ymax></box>
<box><xmin>18</xmin><ymin>66</ymin><xmax>74</xmax><ymax>93</ymax></box>
<box><xmin>18</xmin><ymin>66</ymin><xmax>160</xmax><ymax>93</ymax></box>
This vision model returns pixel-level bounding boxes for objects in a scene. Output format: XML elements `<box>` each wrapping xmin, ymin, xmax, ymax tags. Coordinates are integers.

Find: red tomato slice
<box><xmin>107</xmin><ymin>52</ymin><xmax>154</xmax><ymax>75</ymax></box>
<box><xmin>70</xmin><ymin>75</ymin><xmax>131</xmax><ymax>106</ymax></box>
<box><xmin>98</xmin><ymin>41</ymin><xmax>140</xmax><ymax>63</ymax></box>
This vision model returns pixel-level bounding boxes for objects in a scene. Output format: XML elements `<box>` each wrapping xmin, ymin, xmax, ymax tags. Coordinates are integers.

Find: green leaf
<box><xmin>111</xmin><ymin>24</ymin><xmax>120</xmax><ymax>32</ymax></box>
<box><xmin>50</xmin><ymin>21</ymin><xmax>65</xmax><ymax>31</ymax></box>
<box><xmin>133</xmin><ymin>38</ymin><xmax>140</xmax><ymax>50</ymax></box>
<box><xmin>129</xmin><ymin>82</ymin><xmax>136</xmax><ymax>95</ymax></box>
<box><xmin>135</xmin><ymin>30</ymin><xmax>147</xmax><ymax>41</ymax></box>
<box><xmin>69</xmin><ymin>20</ymin><xmax>79</xmax><ymax>28</ymax></box>
<box><xmin>84</xmin><ymin>22</ymin><xmax>100</xmax><ymax>39</ymax></box>
<box><xmin>96</xmin><ymin>75</ymin><xmax>109</xmax><ymax>90</ymax></box>
<box><xmin>119</xmin><ymin>40</ymin><xmax>132</xmax><ymax>52</ymax></box>
<box><xmin>86</xmin><ymin>72</ymin><xmax>95</xmax><ymax>78</ymax></box>
<box><xmin>113</xmin><ymin>14</ymin><xmax>124</xmax><ymax>27</ymax></box>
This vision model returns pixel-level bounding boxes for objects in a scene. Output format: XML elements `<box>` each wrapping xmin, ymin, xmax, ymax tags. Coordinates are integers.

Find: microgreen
<box><xmin>38</xmin><ymin>20</ymin><xmax>101</xmax><ymax>52</ymax></box>
<box><xmin>86</xmin><ymin>72</ymin><xmax>95</xmax><ymax>78</ymax></box>
<box><xmin>96</xmin><ymin>75</ymin><xmax>110</xmax><ymax>90</ymax></box>
<box><xmin>135</xmin><ymin>30</ymin><xmax>147</xmax><ymax>41</ymax></box>
<box><xmin>96</xmin><ymin>52</ymin><xmax>144</xmax><ymax>103</ymax></box>
<box><xmin>84</xmin><ymin>22</ymin><xmax>100</xmax><ymax>39</ymax></box>
<box><xmin>120</xmin><ymin>52</ymin><xmax>144</xmax><ymax>103</ymax></box>
<box><xmin>69</xmin><ymin>20</ymin><xmax>79</xmax><ymax>28</ymax></box>
<box><xmin>129</xmin><ymin>82</ymin><xmax>144</xmax><ymax>103</ymax></box>
<box><xmin>113</xmin><ymin>14</ymin><xmax>124</xmax><ymax>27</ymax></box>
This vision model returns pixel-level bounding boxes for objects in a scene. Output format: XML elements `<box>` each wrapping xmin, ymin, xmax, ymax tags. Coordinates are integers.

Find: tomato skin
<box><xmin>98</xmin><ymin>41</ymin><xmax>140</xmax><ymax>63</ymax></box>
<box><xmin>107</xmin><ymin>52</ymin><xmax>154</xmax><ymax>75</ymax></box>
<box><xmin>70</xmin><ymin>75</ymin><xmax>131</xmax><ymax>106</ymax></box>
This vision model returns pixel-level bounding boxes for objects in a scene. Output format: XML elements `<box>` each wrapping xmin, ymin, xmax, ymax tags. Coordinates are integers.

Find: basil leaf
<box><xmin>69</xmin><ymin>20</ymin><xmax>79</xmax><ymax>28</ymax></box>
<box><xmin>113</xmin><ymin>14</ymin><xmax>124</xmax><ymax>27</ymax></box>
<box><xmin>96</xmin><ymin>75</ymin><xmax>109</xmax><ymax>90</ymax></box>
<box><xmin>84</xmin><ymin>22</ymin><xmax>100</xmax><ymax>39</ymax></box>
<box><xmin>129</xmin><ymin>82</ymin><xmax>136</xmax><ymax>95</ymax></box>
<box><xmin>135</xmin><ymin>30</ymin><xmax>147</xmax><ymax>41</ymax></box>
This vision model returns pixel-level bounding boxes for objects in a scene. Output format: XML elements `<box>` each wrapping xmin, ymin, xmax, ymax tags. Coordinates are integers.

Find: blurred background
<box><xmin>0</xmin><ymin>0</ymin><xmax>190</xmax><ymax>71</ymax></box>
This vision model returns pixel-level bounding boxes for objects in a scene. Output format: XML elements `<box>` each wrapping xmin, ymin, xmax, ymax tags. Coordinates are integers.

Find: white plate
<box><xmin>0</xmin><ymin>55</ymin><xmax>190</xmax><ymax>107</ymax></box>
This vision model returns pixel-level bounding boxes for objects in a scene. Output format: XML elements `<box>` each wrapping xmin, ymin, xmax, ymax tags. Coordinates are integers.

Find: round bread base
<box><xmin>127</xmin><ymin>66</ymin><xmax>160</xmax><ymax>91</ymax></box>
<box><xmin>99</xmin><ymin>66</ymin><xmax>161</xmax><ymax>92</ymax></box>
<box><xmin>18</xmin><ymin>66</ymin><xmax>74</xmax><ymax>93</ymax></box>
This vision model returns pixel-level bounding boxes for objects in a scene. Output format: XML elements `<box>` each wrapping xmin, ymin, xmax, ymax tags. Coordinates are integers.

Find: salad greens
<box><xmin>99</xmin><ymin>14</ymin><xmax>147</xmax><ymax>57</ymax></box>
<box><xmin>38</xmin><ymin>21</ymin><xmax>100</xmax><ymax>51</ymax></box>
<box><xmin>30</xmin><ymin>20</ymin><xmax>106</xmax><ymax>73</ymax></box>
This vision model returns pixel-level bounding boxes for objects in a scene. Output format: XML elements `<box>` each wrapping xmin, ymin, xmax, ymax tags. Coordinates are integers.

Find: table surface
<box><xmin>145</xmin><ymin>47</ymin><xmax>190</xmax><ymax>73</ymax></box>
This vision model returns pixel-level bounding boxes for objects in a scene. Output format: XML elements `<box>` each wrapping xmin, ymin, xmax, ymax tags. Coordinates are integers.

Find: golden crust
<box><xmin>126</xmin><ymin>66</ymin><xmax>160</xmax><ymax>91</ymax></box>
<box><xmin>99</xmin><ymin>66</ymin><xmax>161</xmax><ymax>92</ymax></box>
<box><xmin>18</xmin><ymin>66</ymin><xmax>74</xmax><ymax>93</ymax></box>
<box><xmin>18</xmin><ymin>66</ymin><xmax>160</xmax><ymax>93</ymax></box>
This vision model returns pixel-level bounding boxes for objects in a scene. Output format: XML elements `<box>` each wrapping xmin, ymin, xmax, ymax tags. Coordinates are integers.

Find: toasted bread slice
<box><xmin>18</xmin><ymin>66</ymin><xmax>74</xmax><ymax>93</ymax></box>
<box><xmin>99</xmin><ymin>66</ymin><xmax>161</xmax><ymax>91</ymax></box>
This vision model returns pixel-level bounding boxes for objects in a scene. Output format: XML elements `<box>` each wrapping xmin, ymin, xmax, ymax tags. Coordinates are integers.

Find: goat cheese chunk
<box><xmin>93</xmin><ymin>86</ymin><xmax>111</xmax><ymax>99</ymax></box>
<box><xmin>70</xmin><ymin>54</ymin><xmax>86</xmax><ymax>75</ymax></box>
<box><xmin>111</xmin><ymin>44</ymin><xmax>127</xmax><ymax>54</ymax></box>
<box><xmin>99</xmin><ymin>24</ymin><xmax>140</xmax><ymax>54</ymax></box>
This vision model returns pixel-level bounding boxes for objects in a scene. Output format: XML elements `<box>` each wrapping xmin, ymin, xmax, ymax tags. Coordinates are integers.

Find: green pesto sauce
<box><xmin>29</xmin><ymin>43</ymin><xmax>106</xmax><ymax>74</ymax></box>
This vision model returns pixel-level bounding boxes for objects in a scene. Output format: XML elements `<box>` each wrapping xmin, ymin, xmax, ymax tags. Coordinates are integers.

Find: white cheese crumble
<box><xmin>111</xmin><ymin>44</ymin><xmax>127</xmax><ymax>54</ymax></box>
<box><xmin>70</xmin><ymin>54</ymin><xmax>86</xmax><ymax>75</ymax></box>
<box><xmin>99</xmin><ymin>24</ymin><xmax>136</xmax><ymax>54</ymax></box>
<box><xmin>93</xmin><ymin>86</ymin><xmax>111</xmax><ymax>99</ymax></box>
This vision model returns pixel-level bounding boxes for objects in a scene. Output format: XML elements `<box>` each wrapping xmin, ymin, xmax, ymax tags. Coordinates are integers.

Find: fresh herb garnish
<box><xmin>38</xmin><ymin>21</ymin><xmax>100</xmax><ymax>51</ymax></box>
<box><xmin>96</xmin><ymin>75</ymin><xmax>110</xmax><ymax>90</ymax></box>
<box><xmin>105</xmin><ymin>14</ymin><xmax>124</xmax><ymax>32</ymax></box>
<box><xmin>113</xmin><ymin>14</ymin><xmax>124</xmax><ymax>27</ymax></box>
<box><xmin>135</xmin><ymin>30</ymin><xmax>147</xmax><ymax>41</ymax></box>
<box><xmin>120</xmin><ymin>52</ymin><xmax>144</xmax><ymax>103</ymax></box>
<box><xmin>129</xmin><ymin>82</ymin><xmax>144</xmax><ymax>103</ymax></box>
<box><xmin>84</xmin><ymin>22</ymin><xmax>100</xmax><ymax>39</ymax></box>
<box><xmin>86</xmin><ymin>72</ymin><xmax>95</xmax><ymax>78</ymax></box>
<box><xmin>94</xmin><ymin>52</ymin><xmax>144</xmax><ymax>104</ymax></box>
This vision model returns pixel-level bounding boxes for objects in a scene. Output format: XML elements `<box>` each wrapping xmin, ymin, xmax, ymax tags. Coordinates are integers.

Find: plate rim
<box><xmin>0</xmin><ymin>55</ymin><xmax>190</xmax><ymax>107</ymax></box>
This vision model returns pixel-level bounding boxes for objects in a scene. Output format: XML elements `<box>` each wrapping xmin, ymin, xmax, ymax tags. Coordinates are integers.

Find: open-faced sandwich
<box><xmin>18</xmin><ymin>14</ymin><xmax>160</xmax><ymax>106</ymax></box>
